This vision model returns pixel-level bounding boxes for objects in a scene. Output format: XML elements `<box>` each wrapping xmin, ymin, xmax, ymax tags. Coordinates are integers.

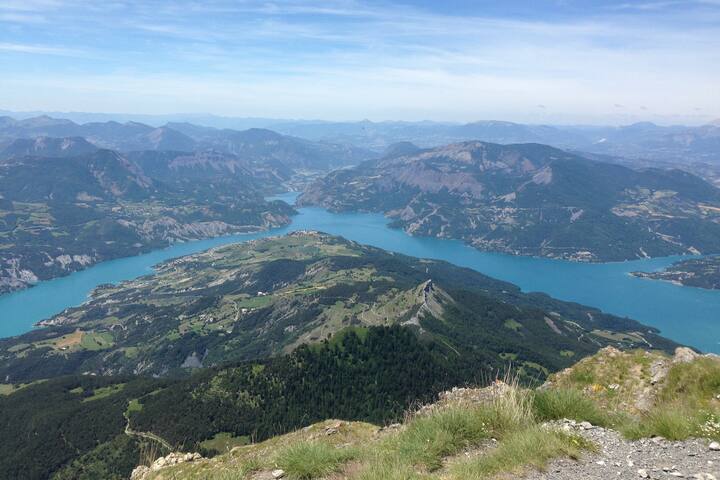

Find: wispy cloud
<box><xmin>0</xmin><ymin>42</ymin><xmax>82</xmax><ymax>56</ymax></box>
<box><xmin>0</xmin><ymin>12</ymin><xmax>47</xmax><ymax>23</ymax></box>
<box><xmin>0</xmin><ymin>0</ymin><xmax>69</xmax><ymax>12</ymax></box>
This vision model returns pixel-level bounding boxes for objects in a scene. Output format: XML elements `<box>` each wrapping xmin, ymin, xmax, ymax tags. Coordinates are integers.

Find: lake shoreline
<box><xmin>1</xmin><ymin>193</ymin><xmax>719</xmax><ymax>352</ymax></box>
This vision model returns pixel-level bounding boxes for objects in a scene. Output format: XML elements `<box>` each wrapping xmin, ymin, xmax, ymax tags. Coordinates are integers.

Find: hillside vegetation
<box><xmin>0</xmin><ymin>232</ymin><xmax>676</xmax><ymax>382</ymax></box>
<box><xmin>0</xmin><ymin>149</ymin><xmax>293</xmax><ymax>293</ymax></box>
<box><xmin>131</xmin><ymin>347</ymin><xmax>720</xmax><ymax>480</ymax></box>
<box><xmin>632</xmin><ymin>255</ymin><xmax>720</xmax><ymax>290</ymax></box>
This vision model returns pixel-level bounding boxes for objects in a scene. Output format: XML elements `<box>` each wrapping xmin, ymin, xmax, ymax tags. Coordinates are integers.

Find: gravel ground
<box><xmin>523</xmin><ymin>421</ymin><xmax>720</xmax><ymax>480</ymax></box>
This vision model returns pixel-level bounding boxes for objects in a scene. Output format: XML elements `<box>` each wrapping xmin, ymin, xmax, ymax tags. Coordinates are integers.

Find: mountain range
<box><xmin>268</xmin><ymin>119</ymin><xmax>720</xmax><ymax>166</ymax></box>
<box><xmin>4</xmin><ymin>114</ymin><xmax>720</xmax><ymax>166</ymax></box>
<box><xmin>299</xmin><ymin>141</ymin><xmax>720</xmax><ymax>261</ymax></box>
<box><xmin>0</xmin><ymin>116</ymin><xmax>374</xmax><ymax>170</ymax></box>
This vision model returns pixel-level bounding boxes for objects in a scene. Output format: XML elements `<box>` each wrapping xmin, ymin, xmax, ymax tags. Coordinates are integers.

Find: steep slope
<box><xmin>132</xmin><ymin>349</ymin><xmax>720</xmax><ymax>480</ymax></box>
<box><xmin>126</xmin><ymin>149</ymin><xmax>291</xmax><ymax>192</ymax></box>
<box><xmin>0</xmin><ymin>149</ymin><xmax>293</xmax><ymax>293</ymax></box>
<box><xmin>299</xmin><ymin>142</ymin><xmax>720</xmax><ymax>261</ymax></box>
<box><xmin>0</xmin><ymin>316</ymin><xmax>684</xmax><ymax>479</ymax></box>
<box><xmin>0</xmin><ymin>232</ymin><xmax>678</xmax><ymax>384</ymax></box>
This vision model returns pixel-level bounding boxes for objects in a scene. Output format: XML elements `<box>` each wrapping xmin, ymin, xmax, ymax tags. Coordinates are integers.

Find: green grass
<box><xmin>354</xmin><ymin>380</ymin><xmax>547</xmax><ymax>477</ymax></box>
<box><xmin>274</xmin><ymin>441</ymin><xmax>357</xmax><ymax>479</ymax></box>
<box><xmin>236</xmin><ymin>295</ymin><xmax>275</xmax><ymax>309</ymax></box>
<box><xmin>80</xmin><ymin>332</ymin><xmax>114</xmax><ymax>350</ymax></box>
<box><xmin>503</xmin><ymin>319</ymin><xmax>522</xmax><ymax>332</ymax></box>
<box><xmin>451</xmin><ymin>426</ymin><xmax>593</xmax><ymax>478</ymax></box>
<box><xmin>0</xmin><ymin>384</ymin><xmax>18</xmax><ymax>395</ymax></box>
<box><xmin>123</xmin><ymin>346</ymin><xmax>139</xmax><ymax>358</ymax></box>
<box><xmin>199</xmin><ymin>432</ymin><xmax>250</xmax><ymax>454</ymax></box>
<box><xmin>385</xmin><ymin>406</ymin><xmax>493</xmax><ymax>471</ymax></box>
<box><xmin>83</xmin><ymin>383</ymin><xmax>126</xmax><ymax>402</ymax></box>
<box><xmin>309</xmin><ymin>326</ymin><xmax>370</xmax><ymax>353</ymax></box>
<box><xmin>658</xmin><ymin>357</ymin><xmax>720</xmax><ymax>406</ymax></box>
<box><xmin>158</xmin><ymin>458</ymin><xmax>262</xmax><ymax>480</ymax></box>
<box><xmin>619</xmin><ymin>357</ymin><xmax>720</xmax><ymax>441</ymax></box>
<box><xmin>126</xmin><ymin>398</ymin><xmax>143</xmax><ymax>415</ymax></box>
<box><xmin>622</xmin><ymin>408</ymin><xmax>699</xmax><ymax>440</ymax></box>
<box><xmin>7</xmin><ymin>343</ymin><xmax>30</xmax><ymax>353</ymax></box>
<box><xmin>532</xmin><ymin>388</ymin><xmax>611</xmax><ymax>427</ymax></box>
<box><xmin>354</xmin><ymin>456</ymin><xmax>431</xmax><ymax>480</ymax></box>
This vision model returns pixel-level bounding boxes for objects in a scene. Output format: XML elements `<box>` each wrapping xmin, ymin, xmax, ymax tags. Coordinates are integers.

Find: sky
<box><xmin>0</xmin><ymin>0</ymin><xmax>719</xmax><ymax>125</ymax></box>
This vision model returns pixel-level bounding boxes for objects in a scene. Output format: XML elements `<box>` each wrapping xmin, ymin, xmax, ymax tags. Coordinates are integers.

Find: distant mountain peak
<box><xmin>19</xmin><ymin>115</ymin><xmax>76</xmax><ymax>128</ymax></box>
<box><xmin>383</xmin><ymin>141</ymin><xmax>421</xmax><ymax>158</ymax></box>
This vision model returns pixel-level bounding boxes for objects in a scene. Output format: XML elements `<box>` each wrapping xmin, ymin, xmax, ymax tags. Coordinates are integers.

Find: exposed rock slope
<box><xmin>300</xmin><ymin>141</ymin><xmax>720</xmax><ymax>261</ymax></box>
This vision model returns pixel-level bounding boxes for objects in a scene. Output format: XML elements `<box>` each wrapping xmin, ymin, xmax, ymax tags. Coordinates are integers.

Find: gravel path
<box><xmin>523</xmin><ymin>421</ymin><xmax>720</xmax><ymax>480</ymax></box>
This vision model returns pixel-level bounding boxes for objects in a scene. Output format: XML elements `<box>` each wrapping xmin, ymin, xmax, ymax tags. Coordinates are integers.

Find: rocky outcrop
<box><xmin>130</xmin><ymin>452</ymin><xmax>203</xmax><ymax>480</ymax></box>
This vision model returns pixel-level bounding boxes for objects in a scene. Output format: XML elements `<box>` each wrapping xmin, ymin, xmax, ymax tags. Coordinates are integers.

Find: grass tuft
<box><xmin>387</xmin><ymin>406</ymin><xmax>492</xmax><ymax>471</ymax></box>
<box><xmin>532</xmin><ymin>388</ymin><xmax>611</xmax><ymax>427</ymax></box>
<box><xmin>274</xmin><ymin>441</ymin><xmax>357</xmax><ymax>479</ymax></box>
<box><xmin>451</xmin><ymin>426</ymin><xmax>593</xmax><ymax>478</ymax></box>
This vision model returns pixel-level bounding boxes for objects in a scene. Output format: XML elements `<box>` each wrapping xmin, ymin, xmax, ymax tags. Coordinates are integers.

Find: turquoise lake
<box><xmin>1</xmin><ymin>191</ymin><xmax>719</xmax><ymax>352</ymax></box>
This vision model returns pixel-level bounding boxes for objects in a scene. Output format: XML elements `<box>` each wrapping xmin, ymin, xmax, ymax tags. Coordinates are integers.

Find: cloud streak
<box><xmin>0</xmin><ymin>42</ymin><xmax>82</xmax><ymax>56</ymax></box>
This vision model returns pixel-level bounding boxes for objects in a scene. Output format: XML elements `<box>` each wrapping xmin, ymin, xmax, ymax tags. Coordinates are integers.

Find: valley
<box><xmin>3</xmin><ymin>2</ymin><xmax>719</xmax><ymax>479</ymax></box>
<box><xmin>2</xmin><ymin>199</ymin><xmax>720</xmax><ymax>353</ymax></box>
<box><xmin>0</xmin><ymin>117</ymin><xmax>376</xmax><ymax>294</ymax></box>
<box><xmin>1</xmin><ymin>119</ymin><xmax>720</xmax><ymax>480</ymax></box>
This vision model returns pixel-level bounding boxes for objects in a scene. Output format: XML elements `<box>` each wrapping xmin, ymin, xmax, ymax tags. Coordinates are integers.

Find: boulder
<box><xmin>673</xmin><ymin>347</ymin><xmax>699</xmax><ymax>364</ymax></box>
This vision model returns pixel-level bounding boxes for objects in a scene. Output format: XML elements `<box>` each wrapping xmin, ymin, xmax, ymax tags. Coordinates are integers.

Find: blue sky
<box><xmin>1</xmin><ymin>0</ymin><xmax>718</xmax><ymax>124</ymax></box>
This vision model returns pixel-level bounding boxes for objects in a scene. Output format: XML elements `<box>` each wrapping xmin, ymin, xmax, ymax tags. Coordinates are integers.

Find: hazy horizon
<box><xmin>1</xmin><ymin>0</ymin><xmax>718</xmax><ymax>125</ymax></box>
<box><xmin>2</xmin><ymin>108</ymin><xmax>718</xmax><ymax>129</ymax></box>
